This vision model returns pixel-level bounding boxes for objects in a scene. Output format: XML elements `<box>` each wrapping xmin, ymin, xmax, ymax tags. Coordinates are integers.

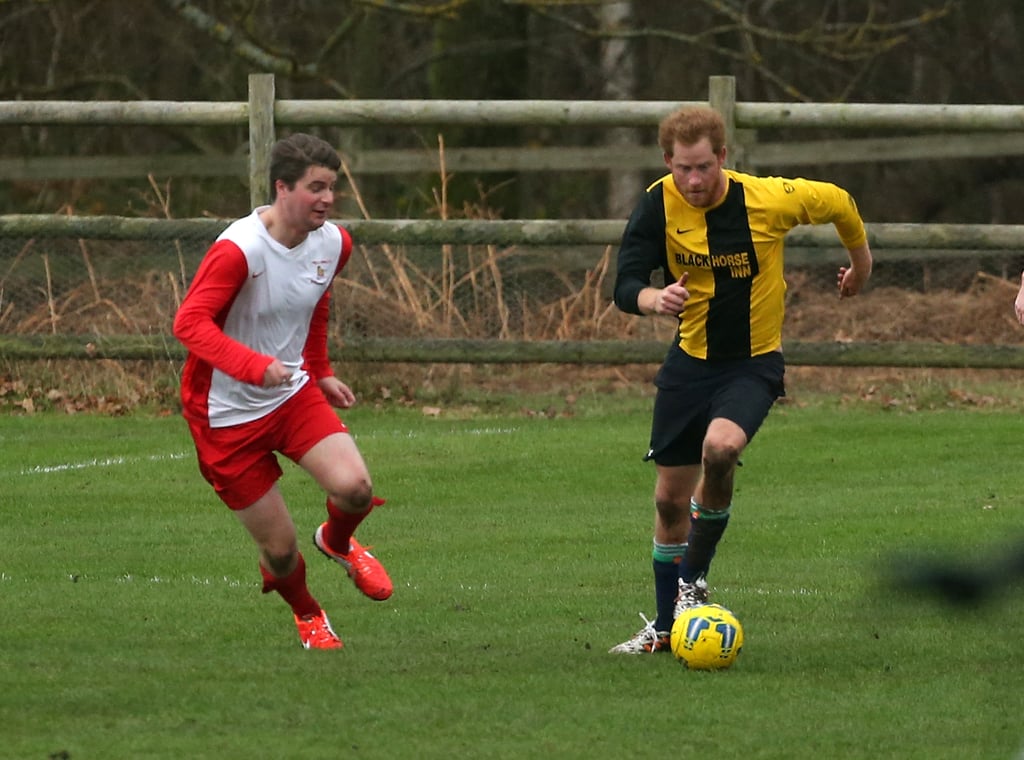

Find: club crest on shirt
<box><xmin>309</xmin><ymin>259</ymin><xmax>332</xmax><ymax>284</ymax></box>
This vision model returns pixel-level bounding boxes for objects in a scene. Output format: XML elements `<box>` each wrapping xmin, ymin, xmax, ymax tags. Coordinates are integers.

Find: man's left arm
<box><xmin>793</xmin><ymin>178</ymin><xmax>872</xmax><ymax>299</ymax></box>
<box><xmin>308</xmin><ymin>225</ymin><xmax>356</xmax><ymax>407</ymax></box>
<box><xmin>838</xmin><ymin>241</ymin><xmax>872</xmax><ymax>299</ymax></box>
<box><xmin>303</xmin><ymin>289</ymin><xmax>333</xmax><ymax>381</ymax></box>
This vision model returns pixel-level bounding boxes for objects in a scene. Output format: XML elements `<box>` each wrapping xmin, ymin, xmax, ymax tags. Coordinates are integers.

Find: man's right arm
<box><xmin>173</xmin><ymin>241</ymin><xmax>273</xmax><ymax>385</ymax></box>
<box><xmin>613</xmin><ymin>192</ymin><xmax>667</xmax><ymax>316</ymax></box>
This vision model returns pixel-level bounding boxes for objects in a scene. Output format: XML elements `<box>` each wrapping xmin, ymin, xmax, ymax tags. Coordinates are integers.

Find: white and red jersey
<box><xmin>174</xmin><ymin>207</ymin><xmax>353</xmax><ymax>427</ymax></box>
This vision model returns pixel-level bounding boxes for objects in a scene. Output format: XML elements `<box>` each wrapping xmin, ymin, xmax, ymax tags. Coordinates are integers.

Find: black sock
<box><xmin>653</xmin><ymin>557</ymin><xmax>681</xmax><ymax>631</ymax></box>
<box><xmin>680</xmin><ymin>499</ymin><xmax>731</xmax><ymax>583</ymax></box>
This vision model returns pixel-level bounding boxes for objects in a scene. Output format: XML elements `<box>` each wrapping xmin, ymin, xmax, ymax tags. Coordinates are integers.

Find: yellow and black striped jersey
<box><xmin>614</xmin><ymin>169</ymin><xmax>867</xmax><ymax>361</ymax></box>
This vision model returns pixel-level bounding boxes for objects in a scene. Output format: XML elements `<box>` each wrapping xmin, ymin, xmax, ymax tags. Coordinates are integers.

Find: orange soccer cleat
<box><xmin>295</xmin><ymin>610</ymin><xmax>343</xmax><ymax>650</ymax></box>
<box><xmin>314</xmin><ymin>525</ymin><xmax>394</xmax><ymax>601</ymax></box>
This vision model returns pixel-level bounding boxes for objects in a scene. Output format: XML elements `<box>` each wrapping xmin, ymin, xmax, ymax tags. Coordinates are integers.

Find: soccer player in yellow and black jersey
<box><xmin>609</xmin><ymin>105</ymin><xmax>872</xmax><ymax>654</ymax></box>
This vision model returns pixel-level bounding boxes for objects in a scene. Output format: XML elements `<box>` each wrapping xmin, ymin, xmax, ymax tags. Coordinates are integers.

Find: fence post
<box><xmin>248</xmin><ymin>73</ymin><xmax>276</xmax><ymax>207</ymax></box>
<box><xmin>708</xmin><ymin>75</ymin><xmax>740</xmax><ymax>169</ymax></box>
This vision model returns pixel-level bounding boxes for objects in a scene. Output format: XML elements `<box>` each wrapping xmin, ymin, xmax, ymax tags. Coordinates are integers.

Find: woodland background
<box><xmin>2</xmin><ymin>0</ymin><xmax>1022</xmax><ymax>224</ymax></box>
<box><xmin>3</xmin><ymin>0</ymin><xmax>1024</xmax><ymax>413</ymax></box>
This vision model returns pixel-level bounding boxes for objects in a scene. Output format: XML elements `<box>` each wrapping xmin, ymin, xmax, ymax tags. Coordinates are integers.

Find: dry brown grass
<box><xmin>785</xmin><ymin>270</ymin><xmax>1022</xmax><ymax>346</ymax></box>
<box><xmin>4</xmin><ymin>160</ymin><xmax>1024</xmax><ymax>414</ymax></box>
<box><xmin>7</xmin><ymin>273</ymin><xmax>1024</xmax><ymax>417</ymax></box>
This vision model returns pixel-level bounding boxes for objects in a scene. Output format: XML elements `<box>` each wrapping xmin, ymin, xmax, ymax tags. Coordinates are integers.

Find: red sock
<box><xmin>259</xmin><ymin>553</ymin><xmax>320</xmax><ymax>619</ymax></box>
<box><xmin>323</xmin><ymin>496</ymin><xmax>384</xmax><ymax>554</ymax></box>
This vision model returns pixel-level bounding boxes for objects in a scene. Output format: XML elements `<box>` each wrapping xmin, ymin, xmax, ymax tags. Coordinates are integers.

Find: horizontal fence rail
<box><xmin>2</xmin><ymin>215</ymin><xmax>1023</xmax><ymax>249</ymax></box>
<box><xmin>6</xmin><ymin>99</ymin><xmax>1024</xmax><ymax>131</ymax></box>
<box><xmin>3</xmin><ymin>335</ymin><xmax>1024</xmax><ymax>370</ymax></box>
<box><xmin>1</xmin><ymin>214</ymin><xmax>1024</xmax><ymax>366</ymax></box>
<box><xmin>13</xmin><ymin>133</ymin><xmax>1024</xmax><ymax>183</ymax></box>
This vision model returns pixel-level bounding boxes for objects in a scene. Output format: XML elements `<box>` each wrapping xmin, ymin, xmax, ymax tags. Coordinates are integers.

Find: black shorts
<box><xmin>646</xmin><ymin>346</ymin><xmax>785</xmax><ymax>467</ymax></box>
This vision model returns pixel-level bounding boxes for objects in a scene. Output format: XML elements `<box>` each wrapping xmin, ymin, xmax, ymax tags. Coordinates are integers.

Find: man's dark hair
<box><xmin>268</xmin><ymin>133</ymin><xmax>341</xmax><ymax>201</ymax></box>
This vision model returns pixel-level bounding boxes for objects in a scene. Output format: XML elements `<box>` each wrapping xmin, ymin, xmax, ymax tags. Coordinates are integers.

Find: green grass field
<box><xmin>3</xmin><ymin>394</ymin><xmax>1023</xmax><ymax>759</ymax></box>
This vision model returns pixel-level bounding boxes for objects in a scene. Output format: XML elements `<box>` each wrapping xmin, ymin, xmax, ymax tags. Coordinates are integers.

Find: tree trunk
<box><xmin>599</xmin><ymin>1</ymin><xmax>644</xmax><ymax>218</ymax></box>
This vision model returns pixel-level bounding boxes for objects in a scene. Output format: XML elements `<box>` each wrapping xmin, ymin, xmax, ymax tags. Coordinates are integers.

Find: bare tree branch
<box><xmin>524</xmin><ymin>0</ymin><xmax>956</xmax><ymax>102</ymax></box>
<box><xmin>351</xmin><ymin>0</ymin><xmax>474</xmax><ymax>18</ymax></box>
<box><xmin>158</xmin><ymin>0</ymin><xmax>359</xmax><ymax>97</ymax></box>
<box><xmin>159</xmin><ymin>0</ymin><xmax>315</xmax><ymax>77</ymax></box>
<box><xmin>315</xmin><ymin>8</ymin><xmax>369</xmax><ymax>63</ymax></box>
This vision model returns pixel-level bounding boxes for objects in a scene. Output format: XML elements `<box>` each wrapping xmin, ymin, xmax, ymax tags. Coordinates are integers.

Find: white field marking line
<box><xmin>16</xmin><ymin>451</ymin><xmax>191</xmax><ymax>477</ymax></box>
<box><xmin>0</xmin><ymin>573</ymin><xmax>455</xmax><ymax>592</ymax></box>
<box><xmin>117</xmin><ymin>573</ymin><xmax>252</xmax><ymax>588</ymax></box>
<box><xmin>355</xmin><ymin>426</ymin><xmax>521</xmax><ymax>440</ymax></box>
<box><xmin>713</xmin><ymin>585</ymin><xmax>822</xmax><ymax>597</ymax></box>
<box><xmin>2</xmin><ymin>574</ymin><xmax>810</xmax><ymax>601</ymax></box>
<box><xmin>13</xmin><ymin>427</ymin><xmax>520</xmax><ymax>478</ymax></box>
<box><xmin>0</xmin><ymin>571</ymin><xmax>253</xmax><ymax>587</ymax></box>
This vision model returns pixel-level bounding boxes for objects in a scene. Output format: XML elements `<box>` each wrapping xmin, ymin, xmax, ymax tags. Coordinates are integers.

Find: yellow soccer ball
<box><xmin>670</xmin><ymin>603</ymin><xmax>744</xmax><ymax>670</ymax></box>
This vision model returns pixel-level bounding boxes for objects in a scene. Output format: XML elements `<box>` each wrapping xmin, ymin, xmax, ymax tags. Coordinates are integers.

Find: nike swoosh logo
<box><xmin>676</xmin><ymin>228</ymin><xmax>695</xmax><ymax>234</ymax></box>
<box><xmin>251</xmin><ymin>270</ymin><xmax>265</xmax><ymax>279</ymax></box>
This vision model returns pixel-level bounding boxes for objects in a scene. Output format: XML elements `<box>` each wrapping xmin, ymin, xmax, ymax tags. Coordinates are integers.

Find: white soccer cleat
<box><xmin>673</xmin><ymin>577</ymin><xmax>710</xmax><ymax>620</ymax></box>
<box><xmin>608</xmin><ymin>612</ymin><xmax>671</xmax><ymax>654</ymax></box>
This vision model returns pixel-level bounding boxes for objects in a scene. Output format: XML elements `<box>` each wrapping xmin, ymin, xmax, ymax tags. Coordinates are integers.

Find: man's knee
<box><xmin>328</xmin><ymin>477</ymin><xmax>374</xmax><ymax>513</ymax></box>
<box><xmin>703</xmin><ymin>439</ymin><xmax>740</xmax><ymax>469</ymax></box>
<box><xmin>702</xmin><ymin>424</ymin><xmax>745</xmax><ymax>475</ymax></box>
<box><xmin>262</xmin><ymin>544</ymin><xmax>299</xmax><ymax>576</ymax></box>
<box><xmin>654</xmin><ymin>496</ymin><xmax>689</xmax><ymax>529</ymax></box>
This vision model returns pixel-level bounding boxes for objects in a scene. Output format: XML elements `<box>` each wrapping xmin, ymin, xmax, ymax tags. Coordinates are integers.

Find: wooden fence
<box><xmin>2</xmin><ymin>75</ymin><xmax>1024</xmax><ymax>367</ymax></box>
<box><xmin>6</xmin><ymin>75</ymin><xmax>1024</xmax><ymax>188</ymax></box>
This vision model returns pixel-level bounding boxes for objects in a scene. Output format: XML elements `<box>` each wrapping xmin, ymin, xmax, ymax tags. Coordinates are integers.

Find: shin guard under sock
<box><xmin>323</xmin><ymin>495</ymin><xmax>385</xmax><ymax>553</ymax></box>
<box><xmin>680</xmin><ymin>499</ymin><xmax>730</xmax><ymax>583</ymax></box>
<box><xmin>259</xmin><ymin>553</ymin><xmax>320</xmax><ymax>618</ymax></box>
<box><xmin>653</xmin><ymin>541</ymin><xmax>687</xmax><ymax>631</ymax></box>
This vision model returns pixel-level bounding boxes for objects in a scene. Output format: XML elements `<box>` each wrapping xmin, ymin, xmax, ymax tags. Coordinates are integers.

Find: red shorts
<box><xmin>186</xmin><ymin>381</ymin><xmax>349</xmax><ymax>510</ymax></box>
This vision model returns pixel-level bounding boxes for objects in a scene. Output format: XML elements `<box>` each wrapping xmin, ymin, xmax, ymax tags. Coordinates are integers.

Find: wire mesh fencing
<box><xmin>2</xmin><ymin>217</ymin><xmax>1024</xmax><ymax>367</ymax></box>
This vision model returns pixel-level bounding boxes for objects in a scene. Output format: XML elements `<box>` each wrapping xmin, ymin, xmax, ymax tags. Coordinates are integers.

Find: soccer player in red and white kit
<box><xmin>174</xmin><ymin>133</ymin><xmax>391</xmax><ymax>650</ymax></box>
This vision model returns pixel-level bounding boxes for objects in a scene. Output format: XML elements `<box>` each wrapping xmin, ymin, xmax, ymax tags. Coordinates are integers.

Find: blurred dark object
<box><xmin>890</xmin><ymin>540</ymin><xmax>1024</xmax><ymax>606</ymax></box>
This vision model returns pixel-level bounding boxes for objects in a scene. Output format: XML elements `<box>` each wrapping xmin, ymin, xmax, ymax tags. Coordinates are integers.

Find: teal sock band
<box><xmin>652</xmin><ymin>540</ymin><xmax>688</xmax><ymax>564</ymax></box>
<box><xmin>690</xmin><ymin>498</ymin><xmax>731</xmax><ymax>520</ymax></box>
